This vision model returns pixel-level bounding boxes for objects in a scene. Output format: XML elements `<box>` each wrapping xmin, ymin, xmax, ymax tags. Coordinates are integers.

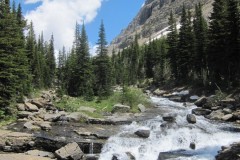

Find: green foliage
<box><xmin>55</xmin><ymin>87</ymin><xmax>150</xmax><ymax>116</ymax></box>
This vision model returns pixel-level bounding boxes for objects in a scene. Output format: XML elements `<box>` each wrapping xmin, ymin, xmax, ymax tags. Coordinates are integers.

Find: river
<box><xmin>99</xmin><ymin>96</ymin><xmax>240</xmax><ymax>160</ymax></box>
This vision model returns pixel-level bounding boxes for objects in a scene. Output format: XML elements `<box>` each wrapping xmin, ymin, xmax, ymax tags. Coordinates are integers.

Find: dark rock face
<box><xmin>216</xmin><ymin>142</ymin><xmax>240</xmax><ymax>160</ymax></box>
<box><xmin>134</xmin><ymin>129</ymin><xmax>150</xmax><ymax>138</ymax></box>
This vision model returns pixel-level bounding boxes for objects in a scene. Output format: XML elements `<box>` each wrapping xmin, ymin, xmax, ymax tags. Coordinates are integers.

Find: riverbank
<box><xmin>0</xmin><ymin>86</ymin><xmax>240</xmax><ymax>159</ymax></box>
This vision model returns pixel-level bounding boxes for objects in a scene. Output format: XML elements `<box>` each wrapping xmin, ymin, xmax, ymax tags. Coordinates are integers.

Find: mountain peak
<box><xmin>108</xmin><ymin>0</ymin><xmax>213</xmax><ymax>53</ymax></box>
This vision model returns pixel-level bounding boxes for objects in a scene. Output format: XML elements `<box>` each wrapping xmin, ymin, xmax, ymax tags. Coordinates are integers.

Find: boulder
<box><xmin>23</xmin><ymin>122</ymin><xmax>41</xmax><ymax>130</ymax></box>
<box><xmin>221</xmin><ymin>114</ymin><xmax>233</xmax><ymax>121</ymax></box>
<box><xmin>78</xmin><ymin>106</ymin><xmax>96</xmax><ymax>113</ymax></box>
<box><xmin>25</xmin><ymin>103</ymin><xmax>39</xmax><ymax>112</ymax></box>
<box><xmin>126</xmin><ymin>152</ymin><xmax>136</xmax><ymax>160</ymax></box>
<box><xmin>17</xmin><ymin>103</ymin><xmax>25</xmax><ymax>111</ymax></box>
<box><xmin>112</xmin><ymin>154</ymin><xmax>120</xmax><ymax>160</ymax></box>
<box><xmin>38</xmin><ymin>122</ymin><xmax>52</xmax><ymax>131</ymax></box>
<box><xmin>223</xmin><ymin>108</ymin><xmax>233</xmax><ymax>114</ymax></box>
<box><xmin>17</xmin><ymin>111</ymin><xmax>32</xmax><ymax>118</ymax></box>
<box><xmin>0</xmin><ymin>154</ymin><xmax>52</xmax><ymax>160</ymax></box>
<box><xmin>189</xmin><ymin>95</ymin><xmax>200</xmax><ymax>102</ymax></box>
<box><xmin>66</xmin><ymin>112</ymin><xmax>89</xmax><ymax>122</ymax></box>
<box><xmin>194</xmin><ymin>96</ymin><xmax>207</xmax><ymax>107</ymax></box>
<box><xmin>153</xmin><ymin>89</ymin><xmax>167</xmax><ymax>96</ymax></box>
<box><xmin>162</xmin><ymin>114</ymin><xmax>176</xmax><ymax>122</ymax></box>
<box><xmin>26</xmin><ymin>150</ymin><xmax>55</xmax><ymax>158</ymax></box>
<box><xmin>186</xmin><ymin>114</ymin><xmax>196</xmax><ymax>124</ymax></box>
<box><xmin>31</xmin><ymin>99</ymin><xmax>45</xmax><ymax>108</ymax></box>
<box><xmin>206</xmin><ymin>110</ymin><xmax>225</xmax><ymax>120</ymax></box>
<box><xmin>44</xmin><ymin>111</ymin><xmax>66</xmax><ymax>122</ymax></box>
<box><xmin>112</xmin><ymin>104</ymin><xmax>130</xmax><ymax>113</ymax></box>
<box><xmin>55</xmin><ymin>142</ymin><xmax>84</xmax><ymax>160</ymax></box>
<box><xmin>138</xmin><ymin>104</ymin><xmax>146</xmax><ymax>113</ymax></box>
<box><xmin>216</xmin><ymin>142</ymin><xmax>240</xmax><ymax>160</ymax></box>
<box><xmin>192</xmin><ymin>108</ymin><xmax>211</xmax><ymax>116</ymax></box>
<box><xmin>134</xmin><ymin>129</ymin><xmax>150</xmax><ymax>138</ymax></box>
<box><xmin>169</xmin><ymin>96</ymin><xmax>183</xmax><ymax>102</ymax></box>
<box><xmin>190</xmin><ymin>142</ymin><xmax>196</xmax><ymax>150</ymax></box>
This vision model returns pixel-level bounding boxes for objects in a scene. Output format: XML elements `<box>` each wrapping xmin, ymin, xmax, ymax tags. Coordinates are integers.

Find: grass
<box><xmin>55</xmin><ymin>87</ymin><xmax>151</xmax><ymax>118</ymax></box>
<box><xmin>0</xmin><ymin>116</ymin><xmax>17</xmax><ymax>127</ymax></box>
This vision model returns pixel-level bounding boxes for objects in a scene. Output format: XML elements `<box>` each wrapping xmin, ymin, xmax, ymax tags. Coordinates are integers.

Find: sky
<box><xmin>12</xmin><ymin>0</ymin><xmax>145</xmax><ymax>55</ymax></box>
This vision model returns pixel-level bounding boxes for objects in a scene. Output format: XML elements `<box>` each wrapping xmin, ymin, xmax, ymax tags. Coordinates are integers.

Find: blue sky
<box><xmin>12</xmin><ymin>0</ymin><xmax>145</xmax><ymax>54</ymax></box>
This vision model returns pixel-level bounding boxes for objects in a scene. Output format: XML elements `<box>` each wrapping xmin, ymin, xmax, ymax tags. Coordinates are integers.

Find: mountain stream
<box><xmin>99</xmin><ymin>96</ymin><xmax>240</xmax><ymax>160</ymax></box>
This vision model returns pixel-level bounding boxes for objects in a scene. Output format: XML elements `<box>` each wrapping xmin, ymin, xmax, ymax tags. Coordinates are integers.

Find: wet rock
<box><xmin>44</xmin><ymin>111</ymin><xmax>66</xmax><ymax>122</ymax></box>
<box><xmin>26</xmin><ymin>150</ymin><xmax>55</xmax><ymax>158</ymax></box>
<box><xmin>0</xmin><ymin>154</ymin><xmax>52</xmax><ymax>160</ymax></box>
<box><xmin>186</xmin><ymin>114</ymin><xmax>196</xmax><ymax>124</ymax></box>
<box><xmin>25</xmin><ymin>102</ymin><xmax>39</xmax><ymax>112</ymax></box>
<box><xmin>134</xmin><ymin>129</ymin><xmax>150</xmax><ymax>138</ymax></box>
<box><xmin>153</xmin><ymin>89</ymin><xmax>167</xmax><ymax>96</ymax></box>
<box><xmin>206</xmin><ymin>110</ymin><xmax>225</xmax><ymax>120</ymax></box>
<box><xmin>78</xmin><ymin>106</ymin><xmax>96</xmax><ymax>113</ymax></box>
<box><xmin>162</xmin><ymin>114</ymin><xmax>176</xmax><ymax>122</ymax></box>
<box><xmin>190</xmin><ymin>142</ymin><xmax>196</xmax><ymax>150</ymax></box>
<box><xmin>189</xmin><ymin>95</ymin><xmax>199</xmax><ymax>102</ymax></box>
<box><xmin>39</xmin><ymin>122</ymin><xmax>52</xmax><ymax>131</ymax></box>
<box><xmin>157</xmin><ymin>149</ymin><xmax>191</xmax><ymax>160</ymax></box>
<box><xmin>17</xmin><ymin>111</ymin><xmax>32</xmax><ymax>118</ymax></box>
<box><xmin>112</xmin><ymin>104</ymin><xmax>130</xmax><ymax>113</ymax></box>
<box><xmin>84</xmin><ymin>154</ymin><xmax>99</xmax><ymax>160</ymax></box>
<box><xmin>138</xmin><ymin>104</ymin><xmax>146</xmax><ymax>113</ymax></box>
<box><xmin>0</xmin><ymin>130</ymin><xmax>34</xmax><ymax>152</ymax></box>
<box><xmin>192</xmin><ymin>108</ymin><xmax>211</xmax><ymax>116</ymax></box>
<box><xmin>221</xmin><ymin>114</ymin><xmax>233</xmax><ymax>121</ymax></box>
<box><xmin>17</xmin><ymin>103</ymin><xmax>25</xmax><ymax>111</ymax></box>
<box><xmin>169</xmin><ymin>96</ymin><xmax>183</xmax><ymax>102</ymax></box>
<box><xmin>216</xmin><ymin>142</ymin><xmax>240</xmax><ymax>160</ymax></box>
<box><xmin>24</xmin><ymin>121</ymin><xmax>41</xmax><ymax>130</ymax></box>
<box><xmin>55</xmin><ymin>142</ymin><xmax>84</xmax><ymax>160</ymax></box>
<box><xmin>194</xmin><ymin>96</ymin><xmax>207</xmax><ymax>107</ymax></box>
<box><xmin>112</xmin><ymin>154</ymin><xmax>120</xmax><ymax>160</ymax></box>
<box><xmin>126</xmin><ymin>152</ymin><xmax>136</xmax><ymax>160</ymax></box>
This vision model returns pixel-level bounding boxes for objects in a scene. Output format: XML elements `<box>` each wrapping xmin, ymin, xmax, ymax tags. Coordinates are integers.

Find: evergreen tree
<box><xmin>0</xmin><ymin>1</ymin><xmax>29</xmax><ymax>116</ymax></box>
<box><xmin>45</xmin><ymin>34</ymin><xmax>56</xmax><ymax>87</ymax></box>
<box><xmin>193</xmin><ymin>3</ymin><xmax>208</xmax><ymax>79</ymax></box>
<box><xmin>177</xmin><ymin>6</ymin><xmax>195</xmax><ymax>80</ymax></box>
<box><xmin>167</xmin><ymin>11</ymin><xmax>179</xmax><ymax>80</ymax></box>
<box><xmin>94</xmin><ymin>20</ymin><xmax>112</xmax><ymax>98</ymax></box>
<box><xmin>208</xmin><ymin>0</ymin><xmax>228</xmax><ymax>86</ymax></box>
<box><xmin>225</xmin><ymin>0</ymin><xmax>240</xmax><ymax>84</ymax></box>
<box><xmin>75</xmin><ymin>23</ymin><xmax>94</xmax><ymax>100</ymax></box>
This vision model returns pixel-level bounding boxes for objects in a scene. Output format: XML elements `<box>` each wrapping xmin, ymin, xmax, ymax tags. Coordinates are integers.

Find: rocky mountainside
<box><xmin>108</xmin><ymin>0</ymin><xmax>214</xmax><ymax>53</ymax></box>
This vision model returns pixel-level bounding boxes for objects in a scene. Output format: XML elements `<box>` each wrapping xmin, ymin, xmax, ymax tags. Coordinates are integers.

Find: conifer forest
<box><xmin>0</xmin><ymin>0</ymin><xmax>240</xmax><ymax>118</ymax></box>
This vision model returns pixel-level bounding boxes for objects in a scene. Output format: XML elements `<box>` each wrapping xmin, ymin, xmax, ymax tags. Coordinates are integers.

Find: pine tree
<box><xmin>167</xmin><ymin>11</ymin><xmax>179</xmax><ymax>80</ymax></box>
<box><xmin>94</xmin><ymin>20</ymin><xmax>112</xmax><ymax>98</ymax></box>
<box><xmin>208</xmin><ymin>0</ymin><xmax>228</xmax><ymax>86</ymax></box>
<box><xmin>75</xmin><ymin>23</ymin><xmax>94</xmax><ymax>100</ymax></box>
<box><xmin>177</xmin><ymin>6</ymin><xmax>195</xmax><ymax>80</ymax></box>
<box><xmin>45</xmin><ymin>34</ymin><xmax>56</xmax><ymax>87</ymax></box>
<box><xmin>225</xmin><ymin>0</ymin><xmax>240</xmax><ymax>85</ymax></box>
<box><xmin>0</xmin><ymin>1</ymin><xmax>29</xmax><ymax>116</ymax></box>
<box><xmin>193</xmin><ymin>3</ymin><xmax>208</xmax><ymax>79</ymax></box>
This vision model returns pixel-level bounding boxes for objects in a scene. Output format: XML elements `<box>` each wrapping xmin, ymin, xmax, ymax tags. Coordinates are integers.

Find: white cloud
<box><xmin>89</xmin><ymin>43</ymin><xmax>98</xmax><ymax>57</ymax></box>
<box><xmin>25</xmin><ymin>0</ymin><xmax>103</xmax><ymax>51</ymax></box>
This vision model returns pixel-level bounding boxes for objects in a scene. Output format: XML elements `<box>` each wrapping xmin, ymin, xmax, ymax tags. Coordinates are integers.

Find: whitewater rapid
<box><xmin>99</xmin><ymin>97</ymin><xmax>240</xmax><ymax>160</ymax></box>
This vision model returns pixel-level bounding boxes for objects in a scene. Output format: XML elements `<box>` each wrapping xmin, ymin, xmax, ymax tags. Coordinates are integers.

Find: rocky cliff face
<box><xmin>109</xmin><ymin>0</ymin><xmax>213</xmax><ymax>53</ymax></box>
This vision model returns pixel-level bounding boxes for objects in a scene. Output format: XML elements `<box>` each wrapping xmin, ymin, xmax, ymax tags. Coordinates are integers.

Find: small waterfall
<box><xmin>89</xmin><ymin>142</ymin><xmax>94</xmax><ymax>154</ymax></box>
<box><xmin>99</xmin><ymin>96</ymin><xmax>240</xmax><ymax>160</ymax></box>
